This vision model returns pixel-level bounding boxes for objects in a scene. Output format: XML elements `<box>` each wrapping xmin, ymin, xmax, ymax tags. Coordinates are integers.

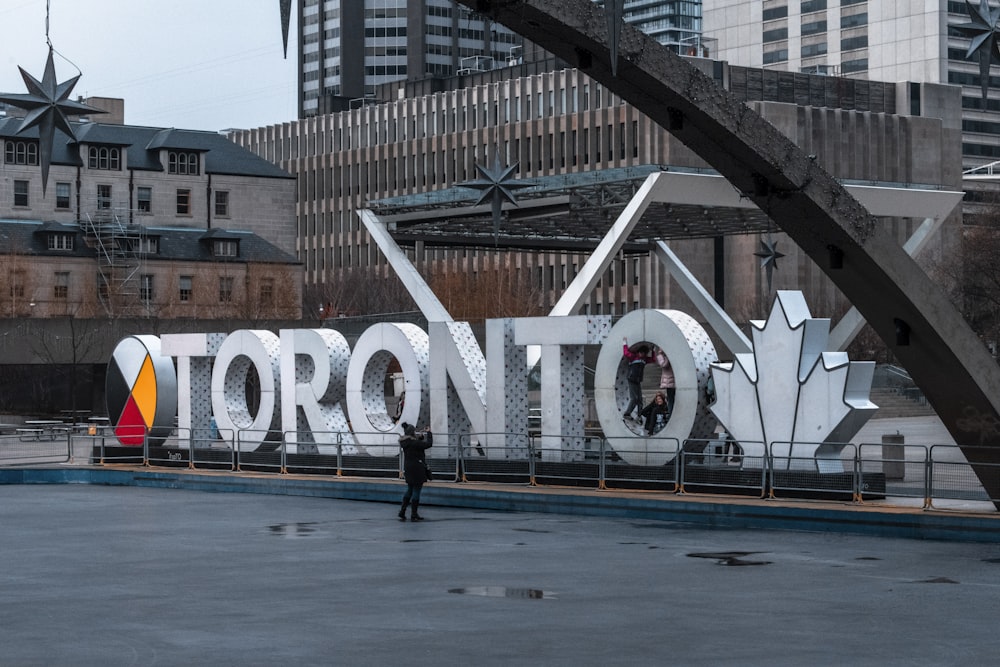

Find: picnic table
<box><xmin>19</xmin><ymin>420</ymin><xmax>70</xmax><ymax>441</ymax></box>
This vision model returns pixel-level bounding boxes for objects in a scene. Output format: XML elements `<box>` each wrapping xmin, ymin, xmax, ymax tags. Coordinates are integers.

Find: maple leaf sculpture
<box><xmin>709</xmin><ymin>291</ymin><xmax>877</xmax><ymax>472</ymax></box>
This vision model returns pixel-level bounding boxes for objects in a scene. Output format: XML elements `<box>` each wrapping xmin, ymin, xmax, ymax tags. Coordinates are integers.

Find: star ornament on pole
<box><xmin>459</xmin><ymin>154</ymin><xmax>533</xmax><ymax>242</ymax></box>
<box><xmin>955</xmin><ymin>0</ymin><xmax>1000</xmax><ymax>101</ymax></box>
<box><xmin>279</xmin><ymin>0</ymin><xmax>293</xmax><ymax>58</ymax></box>
<box><xmin>754</xmin><ymin>236</ymin><xmax>786</xmax><ymax>293</ymax></box>
<box><xmin>605</xmin><ymin>0</ymin><xmax>625</xmax><ymax>77</ymax></box>
<box><xmin>0</xmin><ymin>48</ymin><xmax>104</xmax><ymax>194</ymax></box>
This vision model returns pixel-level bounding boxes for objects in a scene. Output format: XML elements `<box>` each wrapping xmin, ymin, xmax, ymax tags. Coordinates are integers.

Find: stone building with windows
<box><xmin>232</xmin><ymin>57</ymin><xmax>962</xmax><ymax>327</ymax></box>
<box><xmin>0</xmin><ymin>114</ymin><xmax>302</xmax><ymax>321</ymax></box>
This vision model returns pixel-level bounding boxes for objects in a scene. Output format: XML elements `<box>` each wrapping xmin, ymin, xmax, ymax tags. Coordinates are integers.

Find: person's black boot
<box><xmin>398</xmin><ymin>500</ymin><xmax>409</xmax><ymax>521</ymax></box>
<box><xmin>410</xmin><ymin>502</ymin><xmax>423</xmax><ymax>521</ymax></box>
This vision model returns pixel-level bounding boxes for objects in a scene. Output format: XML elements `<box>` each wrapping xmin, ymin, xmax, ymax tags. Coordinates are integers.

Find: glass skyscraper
<box><xmin>600</xmin><ymin>0</ymin><xmax>704</xmax><ymax>55</ymax></box>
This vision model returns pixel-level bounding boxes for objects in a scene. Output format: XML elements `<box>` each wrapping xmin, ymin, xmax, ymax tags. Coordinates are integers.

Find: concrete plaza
<box><xmin>1</xmin><ymin>481</ymin><xmax>1000</xmax><ymax>666</ymax></box>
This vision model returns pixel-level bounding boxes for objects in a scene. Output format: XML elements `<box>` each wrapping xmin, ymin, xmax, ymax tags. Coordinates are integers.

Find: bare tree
<box><xmin>428</xmin><ymin>258</ymin><xmax>546</xmax><ymax>321</ymax></box>
<box><xmin>930</xmin><ymin>223</ymin><xmax>1000</xmax><ymax>356</ymax></box>
<box><xmin>27</xmin><ymin>302</ymin><xmax>107</xmax><ymax>418</ymax></box>
<box><xmin>0</xmin><ymin>253</ymin><xmax>31</xmax><ymax>318</ymax></box>
<box><xmin>306</xmin><ymin>266</ymin><xmax>417</xmax><ymax>319</ymax></box>
<box><xmin>237</xmin><ymin>263</ymin><xmax>301</xmax><ymax>322</ymax></box>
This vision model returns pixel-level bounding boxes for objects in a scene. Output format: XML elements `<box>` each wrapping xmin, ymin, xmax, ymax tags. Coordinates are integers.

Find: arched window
<box><xmin>88</xmin><ymin>146</ymin><xmax>120</xmax><ymax>170</ymax></box>
<box><xmin>5</xmin><ymin>140</ymin><xmax>39</xmax><ymax>165</ymax></box>
<box><xmin>168</xmin><ymin>151</ymin><xmax>199</xmax><ymax>175</ymax></box>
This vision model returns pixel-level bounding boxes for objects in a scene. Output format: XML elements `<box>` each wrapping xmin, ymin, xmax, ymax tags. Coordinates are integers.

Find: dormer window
<box><xmin>47</xmin><ymin>233</ymin><xmax>74</xmax><ymax>251</ymax></box>
<box><xmin>88</xmin><ymin>146</ymin><xmax>121</xmax><ymax>170</ymax></box>
<box><xmin>5</xmin><ymin>140</ymin><xmax>38</xmax><ymax>165</ymax></box>
<box><xmin>213</xmin><ymin>239</ymin><xmax>238</xmax><ymax>257</ymax></box>
<box><xmin>115</xmin><ymin>237</ymin><xmax>158</xmax><ymax>254</ymax></box>
<box><xmin>168</xmin><ymin>151</ymin><xmax>200</xmax><ymax>175</ymax></box>
<box><xmin>139</xmin><ymin>237</ymin><xmax>159</xmax><ymax>254</ymax></box>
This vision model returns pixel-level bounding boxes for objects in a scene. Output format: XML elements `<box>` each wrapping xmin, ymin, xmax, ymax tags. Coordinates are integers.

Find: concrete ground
<box><xmin>1</xmin><ymin>483</ymin><xmax>1000</xmax><ymax>667</ymax></box>
<box><xmin>854</xmin><ymin>414</ymin><xmax>956</xmax><ymax>450</ymax></box>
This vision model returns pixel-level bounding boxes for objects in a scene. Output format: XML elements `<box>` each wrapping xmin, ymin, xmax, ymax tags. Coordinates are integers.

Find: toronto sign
<box><xmin>106</xmin><ymin>291</ymin><xmax>877</xmax><ymax>468</ymax></box>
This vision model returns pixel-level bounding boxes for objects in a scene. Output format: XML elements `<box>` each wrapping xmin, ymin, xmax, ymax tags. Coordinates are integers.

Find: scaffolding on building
<box><xmin>79</xmin><ymin>198</ymin><xmax>148</xmax><ymax>317</ymax></box>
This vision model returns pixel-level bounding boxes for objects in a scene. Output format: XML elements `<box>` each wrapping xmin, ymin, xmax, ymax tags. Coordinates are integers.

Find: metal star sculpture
<box><xmin>955</xmin><ymin>0</ymin><xmax>1000</xmax><ymax>101</ymax></box>
<box><xmin>605</xmin><ymin>0</ymin><xmax>625</xmax><ymax>76</ymax></box>
<box><xmin>459</xmin><ymin>154</ymin><xmax>533</xmax><ymax>242</ymax></box>
<box><xmin>754</xmin><ymin>236</ymin><xmax>786</xmax><ymax>293</ymax></box>
<box><xmin>0</xmin><ymin>48</ymin><xmax>104</xmax><ymax>194</ymax></box>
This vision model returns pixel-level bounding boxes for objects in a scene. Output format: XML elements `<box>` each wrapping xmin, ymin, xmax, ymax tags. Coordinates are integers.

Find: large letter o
<box><xmin>346</xmin><ymin>323</ymin><xmax>429</xmax><ymax>456</ymax></box>
<box><xmin>595</xmin><ymin>310</ymin><xmax>717</xmax><ymax>465</ymax></box>
<box><xmin>211</xmin><ymin>330</ymin><xmax>281</xmax><ymax>451</ymax></box>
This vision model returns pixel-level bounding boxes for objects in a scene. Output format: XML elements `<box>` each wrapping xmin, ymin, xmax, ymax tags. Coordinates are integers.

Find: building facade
<box><xmin>295</xmin><ymin>0</ymin><xmax>717</xmax><ymax>119</ymax></box>
<box><xmin>233</xmin><ymin>59</ymin><xmax>962</xmax><ymax>328</ymax></box>
<box><xmin>0</xmin><ymin>115</ymin><xmax>302</xmax><ymax>320</ymax></box>
<box><xmin>703</xmin><ymin>0</ymin><xmax>1000</xmax><ymax>167</ymax></box>
<box><xmin>613</xmin><ymin>0</ymin><xmax>706</xmax><ymax>54</ymax></box>
<box><xmin>298</xmin><ymin>0</ymin><xmax>522</xmax><ymax>117</ymax></box>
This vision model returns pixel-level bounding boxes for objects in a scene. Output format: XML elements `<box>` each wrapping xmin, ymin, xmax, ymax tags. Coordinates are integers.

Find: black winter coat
<box><xmin>640</xmin><ymin>400</ymin><xmax>670</xmax><ymax>435</ymax></box>
<box><xmin>400</xmin><ymin>432</ymin><xmax>433</xmax><ymax>484</ymax></box>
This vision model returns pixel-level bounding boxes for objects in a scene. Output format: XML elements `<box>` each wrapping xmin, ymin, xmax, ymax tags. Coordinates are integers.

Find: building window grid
<box><xmin>213</xmin><ymin>239</ymin><xmax>238</xmax><ymax>258</ymax></box>
<box><xmin>137</xmin><ymin>186</ymin><xmax>152</xmax><ymax>213</ymax></box>
<box><xmin>9</xmin><ymin>270</ymin><xmax>24</xmax><ymax>298</ymax></box>
<box><xmin>5</xmin><ymin>140</ymin><xmax>38</xmax><ymax>165</ymax></box>
<box><xmin>47</xmin><ymin>234</ymin><xmax>74</xmax><ymax>251</ymax></box>
<box><xmin>55</xmin><ymin>182</ymin><xmax>71</xmax><ymax>209</ymax></box>
<box><xmin>179</xmin><ymin>275</ymin><xmax>193</xmax><ymax>302</ymax></box>
<box><xmin>168</xmin><ymin>151</ymin><xmax>200</xmax><ymax>175</ymax></box>
<box><xmin>260</xmin><ymin>278</ymin><xmax>274</xmax><ymax>304</ymax></box>
<box><xmin>97</xmin><ymin>184</ymin><xmax>112</xmax><ymax>210</ymax></box>
<box><xmin>215</xmin><ymin>191</ymin><xmax>230</xmax><ymax>217</ymax></box>
<box><xmin>53</xmin><ymin>272</ymin><xmax>69</xmax><ymax>300</ymax></box>
<box><xmin>13</xmin><ymin>180</ymin><xmax>29</xmax><ymax>207</ymax></box>
<box><xmin>88</xmin><ymin>146</ymin><xmax>121</xmax><ymax>170</ymax></box>
<box><xmin>140</xmin><ymin>274</ymin><xmax>153</xmax><ymax>303</ymax></box>
<box><xmin>219</xmin><ymin>276</ymin><xmax>234</xmax><ymax>303</ymax></box>
<box><xmin>176</xmin><ymin>189</ymin><xmax>191</xmax><ymax>215</ymax></box>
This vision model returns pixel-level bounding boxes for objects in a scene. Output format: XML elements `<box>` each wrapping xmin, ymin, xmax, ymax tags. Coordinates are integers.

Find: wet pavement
<box><xmin>1</xmin><ymin>484</ymin><xmax>999</xmax><ymax>666</ymax></box>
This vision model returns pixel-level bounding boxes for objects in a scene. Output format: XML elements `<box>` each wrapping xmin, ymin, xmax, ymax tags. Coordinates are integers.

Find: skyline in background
<box><xmin>0</xmin><ymin>0</ymin><xmax>298</xmax><ymax>133</ymax></box>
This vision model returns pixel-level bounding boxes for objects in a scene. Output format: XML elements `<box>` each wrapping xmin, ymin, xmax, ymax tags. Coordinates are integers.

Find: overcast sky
<box><xmin>0</xmin><ymin>0</ymin><xmax>298</xmax><ymax>133</ymax></box>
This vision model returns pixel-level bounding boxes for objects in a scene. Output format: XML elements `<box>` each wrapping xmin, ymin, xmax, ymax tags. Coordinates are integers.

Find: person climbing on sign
<box><xmin>640</xmin><ymin>391</ymin><xmax>671</xmax><ymax>434</ymax></box>
<box><xmin>622</xmin><ymin>337</ymin><xmax>655</xmax><ymax>423</ymax></box>
<box><xmin>653</xmin><ymin>346</ymin><xmax>675</xmax><ymax>416</ymax></box>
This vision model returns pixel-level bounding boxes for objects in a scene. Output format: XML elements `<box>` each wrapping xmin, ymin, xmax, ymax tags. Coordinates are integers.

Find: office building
<box><xmin>297</xmin><ymin>0</ymin><xmax>522</xmax><ymax>117</ymax></box>
<box><xmin>232</xmin><ymin>59</ymin><xmax>961</xmax><ymax>323</ymax></box>
<box><xmin>703</xmin><ymin>0</ymin><xmax>1000</xmax><ymax>167</ymax></box>
<box><xmin>607</xmin><ymin>0</ymin><xmax>707</xmax><ymax>55</ymax></box>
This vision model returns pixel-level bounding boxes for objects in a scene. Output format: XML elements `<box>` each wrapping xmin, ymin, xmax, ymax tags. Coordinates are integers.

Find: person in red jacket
<box><xmin>622</xmin><ymin>337</ymin><xmax>655</xmax><ymax>423</ymax></box>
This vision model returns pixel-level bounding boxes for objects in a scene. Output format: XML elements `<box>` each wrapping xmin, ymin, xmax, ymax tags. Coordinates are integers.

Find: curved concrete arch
<box><xmin>460</xmin><ymin>0</ymin><xmax>1000</xmax><ymax>502</ymax></box>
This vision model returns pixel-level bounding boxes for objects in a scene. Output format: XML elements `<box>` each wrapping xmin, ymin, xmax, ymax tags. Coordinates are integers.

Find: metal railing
<box><xmin>0</xmin><ymin>431</ymin><xmax>73</xmax><ymax>465</ymax></box>
<box><xmin>5</xmin><ymin>427</ymin><xmax>998</xmax><ymax>512</ymax></box>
